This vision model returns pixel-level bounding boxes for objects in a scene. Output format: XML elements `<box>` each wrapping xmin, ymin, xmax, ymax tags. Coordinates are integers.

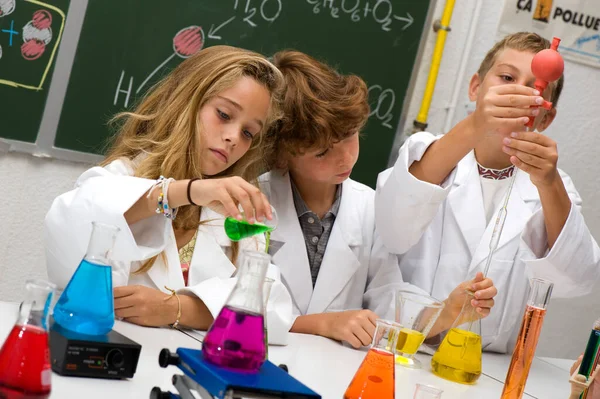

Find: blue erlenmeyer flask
<box><xmin>53</xmin><ymin>222</ymin><xmax>120</xmax><ymax>335</ymax></box>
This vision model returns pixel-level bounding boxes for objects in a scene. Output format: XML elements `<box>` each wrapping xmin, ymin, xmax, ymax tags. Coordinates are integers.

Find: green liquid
<box><xmin>265</xmin><ymin>231</ymin><xmax>271</xmax><ymax>253</ymax></box>
<box><xmin>224</xmin><ymin>218</ymin><xmax>274</xmax><ymax>241</ymax></box>
<box><xmin>579</xmin><ymin>328</ymin><xmax>600</xmax><ymax>398</ymax></box>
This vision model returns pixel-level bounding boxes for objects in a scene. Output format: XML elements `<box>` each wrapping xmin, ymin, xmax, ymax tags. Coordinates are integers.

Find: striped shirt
<box><xmin>290</xmin><ymin>180</ymin><xmax>342</xmax><ymax>287</ymax></box>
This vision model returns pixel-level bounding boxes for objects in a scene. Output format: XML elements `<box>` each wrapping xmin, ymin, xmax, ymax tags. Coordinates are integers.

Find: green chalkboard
<box><xmin>0</xmin><ymin>0</ymin><xmax>69</xmax><ymax>142</ymax></box>
<box><xmin>54</xmin><ymin>0</ymin><xmax>431</xmax><ymax>187</ymax></box>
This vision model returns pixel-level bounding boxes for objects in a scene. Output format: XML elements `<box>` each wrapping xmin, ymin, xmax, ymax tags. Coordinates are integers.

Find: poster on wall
<box><xmin>498</xmin><ymin>0</ymin><xmax>600</xmax><ymax>68</ymax></box>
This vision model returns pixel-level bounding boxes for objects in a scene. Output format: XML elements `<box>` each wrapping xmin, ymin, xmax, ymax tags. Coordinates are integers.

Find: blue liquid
<box><xmin>53</xmin><ymin>259</ymin><xmax>114</xmax><ymax>335</ymax></box>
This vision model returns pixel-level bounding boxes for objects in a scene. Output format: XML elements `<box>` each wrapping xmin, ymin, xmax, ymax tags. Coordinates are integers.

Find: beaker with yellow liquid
<box><xmin>431</xmin><ymin>291</ymin><xmax>482</xmax><ymax>384</ymax></box>
<box><xmin>394</xmin><ymin>291</ymin><xmax>445</xmax><ymax>368</ymax></box>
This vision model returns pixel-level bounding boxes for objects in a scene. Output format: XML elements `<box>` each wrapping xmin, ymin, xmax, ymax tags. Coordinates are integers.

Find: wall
<box><xmin>0</xmin><ymin>152</ymin><xmax>89</xmax><ymax>300</ymax></box>
<box><xmin>399</xmin><ymin>0</ymin><xmax>600</xmax><ymax>358</ymax></box>
<box><xmin>1</xmin><ymin>0</ymin><xmax>599</xmax><ymax>358</ymax></box>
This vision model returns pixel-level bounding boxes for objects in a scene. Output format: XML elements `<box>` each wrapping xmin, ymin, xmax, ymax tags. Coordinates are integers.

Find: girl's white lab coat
<box><xmin>45</xmin><ymin>159</ymin><xmax>293</xmax><ymax>345</ymax></box>
<box><xmin>375</xmin><ymin>132</ymin><xmax>600</xmax><ymax>353</ymax></box>
<box><xmin>259</xmin><ymin>169</ymin><xmax>425</xmax><ymax>322</ymax></box>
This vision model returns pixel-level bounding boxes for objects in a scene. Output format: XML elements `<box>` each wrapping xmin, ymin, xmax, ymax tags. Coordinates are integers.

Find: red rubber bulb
<box><xmin>531</xmin><ymin>37</ymin><xmax>564</xmax><ymax>92</ymax></box>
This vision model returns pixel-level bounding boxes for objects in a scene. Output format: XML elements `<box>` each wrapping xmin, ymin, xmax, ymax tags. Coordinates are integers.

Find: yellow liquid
<box><xmin>431</xmin><ymin>328</ymin><xmax>482</xmax><ymax>384</ymax></box>
<box><xmin>396</xmin><ymin>328</ymin><xmax>425</xmax><ymax>355</ymax></box>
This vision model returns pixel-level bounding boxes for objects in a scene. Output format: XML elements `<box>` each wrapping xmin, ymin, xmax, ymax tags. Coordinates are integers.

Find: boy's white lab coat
<box><xmin>376</xmin><ymin>132</ymin><xmax>600</xmax><ymax>353</ymax></box>
<box><xmin>259</xmin><ymin>169</ymin><xmax>426</xmax><ymax>323</ymax></box>
<box><xmin>45</xmin><ymin>159</ymin><xmax>293</xmax><ymax>345</ymax></box>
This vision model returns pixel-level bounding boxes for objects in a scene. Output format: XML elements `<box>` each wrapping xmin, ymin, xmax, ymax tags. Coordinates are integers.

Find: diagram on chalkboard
<box><xmin>0</xmin><ymin>0</ymin><xmax>64</xmax><ymax>90</ymax></box>
<box><xmin>136</xmin><ymin>25</ymin><xmax>205</xmax><ymax>95</ymax></box>
<box><xmin>21</xmin><ymin>9</ymin><xmax>52</xmax><ymax>60</ymax></box>
<box><xmin>114</xmin><ymin>25</ymin><xmax>205</xmax><ymax>108</ymax></box>
<box><xmin>0</xmin><ymin>0</ymin><xmax>16</xmax><ymax>17</ymax></box>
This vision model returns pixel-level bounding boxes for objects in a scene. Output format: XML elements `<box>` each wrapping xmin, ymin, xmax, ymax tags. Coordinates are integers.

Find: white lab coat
<box><xmin>45</xmin><ymin>159</ymin><xmax>294</xmax><ymax>345</ymax></box>
<box><xmin>375</xmin><ymin>132</ymin><xmax>600</xmax><ymax>353</ymax></box>
<box><xmin>259</xmin><ymin>169</ymin><xmax>426</xmax><ymax>323</ymax></box>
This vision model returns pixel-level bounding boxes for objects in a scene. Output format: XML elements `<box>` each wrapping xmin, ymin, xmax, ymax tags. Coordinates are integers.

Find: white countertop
<box><xmin>0</xmin><ymin>301</ymin><xmax>575</xmax><ymax>398</ymax></box>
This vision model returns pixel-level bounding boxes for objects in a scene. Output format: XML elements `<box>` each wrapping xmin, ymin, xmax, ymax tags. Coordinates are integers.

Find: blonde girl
<box><xmin>45</xmin><ymin>46</ymin><xmax>293</xmax><ymax>344</ymax></box>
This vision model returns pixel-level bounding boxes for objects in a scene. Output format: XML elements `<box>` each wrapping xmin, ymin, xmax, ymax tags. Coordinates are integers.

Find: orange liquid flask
<box><xmin>501</xmin><ymin>278</ymin><xmax>553</xmax><ymax>399</ymax></box>
<box><xmin>344</xmin><ymin>319</ymin><xmax>401</xmax><ymax>399</ymax></box>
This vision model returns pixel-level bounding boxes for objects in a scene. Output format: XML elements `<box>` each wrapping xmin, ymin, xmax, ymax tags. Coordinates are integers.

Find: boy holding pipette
<box><xmin>375</xmin><ymin>32</ymin><xmax>600</xmax><ymax>353</ymax></box>
<box><xmin>260</xmin><ymin>50</ymin><xmax>498</xmax><ymax>349</ymax></box>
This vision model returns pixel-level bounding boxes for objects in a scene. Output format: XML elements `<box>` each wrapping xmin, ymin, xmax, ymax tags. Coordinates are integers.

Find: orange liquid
<box><xmin>501</xmin><ymin>305</ymin><xmax>546</xmax><ymax>399</ymax></box>
<box><xmin>344</xmin><ymin>348</ymin><xmax>395</xmax><ymax>399</ymax></box>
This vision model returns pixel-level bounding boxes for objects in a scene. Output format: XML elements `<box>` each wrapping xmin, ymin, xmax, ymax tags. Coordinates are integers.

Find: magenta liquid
<box><xmin>202</xmin><ymin>306</ymin><xmax>266</xmax><ymax>372</ymax></box>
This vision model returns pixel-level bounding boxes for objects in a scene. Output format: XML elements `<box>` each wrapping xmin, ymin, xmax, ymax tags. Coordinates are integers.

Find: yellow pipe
<box><xmin>415</xmin><ymin>0</ymin><xmax>456</xmax><ymax>127</ymax></box>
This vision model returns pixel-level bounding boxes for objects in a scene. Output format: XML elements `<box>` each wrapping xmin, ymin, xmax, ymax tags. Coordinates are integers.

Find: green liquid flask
<box><xmin>224</xmin><ymin>206</ymin><xmax>278</xmax><ymax>242</ymax></box>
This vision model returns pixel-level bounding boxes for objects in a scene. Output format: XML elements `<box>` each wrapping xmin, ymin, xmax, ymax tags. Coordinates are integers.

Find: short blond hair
<box><xmin>477</xmin><ymin>32</ymin><xmax>564</xmax><ymax>106</ymax></box>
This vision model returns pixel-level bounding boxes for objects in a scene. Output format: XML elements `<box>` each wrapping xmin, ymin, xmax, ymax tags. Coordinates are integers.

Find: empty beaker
<box><xmin>413</xmin><ymin>383</ymin><xmax>443</xmax><ymax>399</ymax></box>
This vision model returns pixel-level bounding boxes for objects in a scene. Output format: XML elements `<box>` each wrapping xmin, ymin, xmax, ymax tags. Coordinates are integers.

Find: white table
<box><xmin>0</xmin><ymin>301</ymin><xmax>574</xmax><ymax>398</ymax></box>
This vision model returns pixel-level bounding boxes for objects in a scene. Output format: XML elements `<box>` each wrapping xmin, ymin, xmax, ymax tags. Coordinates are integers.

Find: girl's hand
<box><xmin>114</xmin><ymin>285</ymin><xmax>178</xmax><ymax>327</ymax></box>
<box><xmin>190</xmin><ymin>177</ymin><xmax>273</xmax><ymax>224</ymax></box>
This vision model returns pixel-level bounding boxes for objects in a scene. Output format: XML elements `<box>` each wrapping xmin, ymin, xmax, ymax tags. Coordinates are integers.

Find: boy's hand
<box><xmin>445</xmin><ymin>272</ymin><xmax>497</xmax><ymax>325</ymax></box>
<box><xmin>571</xmin><ymin>354</ymin><xmax>600</xmax><ymax>398</ymax></box>
<box><xmin>322</xmin><ymin>309</ymin><xmax>378</xmax><ymax>349</ymax></box>
<box><xmin>472</xmin><ymin>84</ymin><xmax>544</xmax><ymax>138</ymax></box>
<box><xmin>502</xmin><ymin>131</ymin><xmax>559</xmax><ymax>187</ymax></box>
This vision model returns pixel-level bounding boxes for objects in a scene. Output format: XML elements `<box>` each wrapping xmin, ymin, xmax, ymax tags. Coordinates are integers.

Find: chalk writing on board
<box><xmin>207</xmin><ymin>15</ymin><xmax>235</xmax><ymax>40</ymax></box>
<box><xmin>114</xmin><ymin>0</ymin><xmax>286</xmax><ymax>108</ymax></box>
<box><xmin>307</xmin><ymin>0</ymin><xmax>413</xmax><ymax>32</ymax></box>
<box><xmin>0</xmin><ymin>0</ymin><xmax>65</xmax><ymax>90</ymax></box>
<box><xmin>234</xmin><ymin>0</ymin><xmax>282</xmax><ymax>27</ymax></box>
<box><xmin>369</xmin><ymin>84</ymin><xmax>395</xmax><ymax>128</ymax></box>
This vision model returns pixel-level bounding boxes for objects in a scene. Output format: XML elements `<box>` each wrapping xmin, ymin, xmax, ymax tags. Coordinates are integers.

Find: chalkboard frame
<box><xmin>1</xmin><ymin>0</ymin><xmax>438</xmax><ymax>170</ymax></box>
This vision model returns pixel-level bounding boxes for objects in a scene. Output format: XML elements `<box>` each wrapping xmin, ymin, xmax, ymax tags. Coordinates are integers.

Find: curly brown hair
<box><xmin>269</xmin><ymin>50</ymin><xmax>369</xmax><ymax>165</ymax></box>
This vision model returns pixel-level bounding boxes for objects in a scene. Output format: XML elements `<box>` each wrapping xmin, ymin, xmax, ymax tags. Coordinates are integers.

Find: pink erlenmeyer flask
<box><xmin>202</xmin><ymin>250</ymin><xmax>269</xmax><ymax>372</ymax></box>
<box><xmin>0</xmin><ymin>279</ymin><xmax>56</xmax><ymax>399</ymax></box>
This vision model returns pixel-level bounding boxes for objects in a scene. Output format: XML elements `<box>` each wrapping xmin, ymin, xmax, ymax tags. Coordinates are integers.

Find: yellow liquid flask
<box><xmin>431</xmin><ymin>292</ymin><xmax>482</xmax><ymax>384</ymax></box>
<box><xmin>395</xmin><ymin>291</ymin><xmax>445</xmax><ymax>368</ymax></box>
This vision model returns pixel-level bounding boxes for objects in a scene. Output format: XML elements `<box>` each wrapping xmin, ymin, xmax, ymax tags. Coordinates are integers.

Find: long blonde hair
<box><xmin>103</xmin><ymin>45</ymin><xmax>284</xmax><ymax>271</ymax></box>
